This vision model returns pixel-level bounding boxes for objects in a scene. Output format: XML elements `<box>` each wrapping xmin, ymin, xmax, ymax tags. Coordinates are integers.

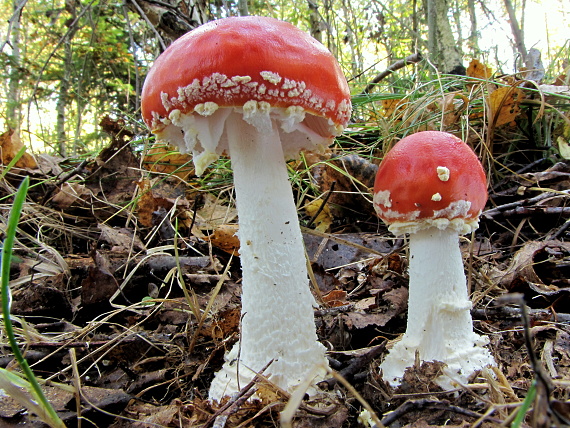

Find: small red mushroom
<box><xmin>141</xmin><ymin>16</ymin><xmax>351</xmax><ymax>401</ymax></box>
<box><xmin>373</xmin><ymin>131</ymin><xmax>495</xmax><ymax>389</ymax></box>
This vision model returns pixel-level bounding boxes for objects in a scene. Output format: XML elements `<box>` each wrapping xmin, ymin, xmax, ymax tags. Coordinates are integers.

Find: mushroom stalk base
<box><xmin>208</xmin><ymin>114</ymin><xmax>328</xmax><ymax>402</ymax></box>
<box><xmin>380</xmin><ymin>228</ymin><xmax>495</xmax><ymax>389</ymax></box>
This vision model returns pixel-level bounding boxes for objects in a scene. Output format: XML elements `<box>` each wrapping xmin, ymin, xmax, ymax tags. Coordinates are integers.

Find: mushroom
<box><xmin>140</xmin><ymin>16</ymin><xmax>351</xmax><ymax>401</ymax></box>
<box><xmin>373</xmin><ymin>131</ymin><xmax>495</xmax><ymax>389</ymax></box>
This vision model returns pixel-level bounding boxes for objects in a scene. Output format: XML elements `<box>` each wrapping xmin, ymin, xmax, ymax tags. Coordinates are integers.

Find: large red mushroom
<box><xmin>141</xmin><ymin>16</ymin><xmax>351</xmax><ymax>401</ymax></box>
<box><xmin>373</xmin><ymin>131</ymin><xmax>496</xmax><ymax>389</ymax></box>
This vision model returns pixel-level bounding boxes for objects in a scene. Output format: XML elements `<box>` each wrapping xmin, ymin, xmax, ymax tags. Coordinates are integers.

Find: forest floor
<box><xmin>1</xmin><ymin>74</ymin><xmax>570</xmax><ymax>427</ymax></box>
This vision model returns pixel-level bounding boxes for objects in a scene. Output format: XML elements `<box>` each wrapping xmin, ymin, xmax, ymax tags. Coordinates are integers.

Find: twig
<box><xmin>483</xmin><ymin>189</ymin><xmax>570</xmax><ymax>220</ymax></box>
<box><xmin>552</xmin><ymin>219</ymin><xmax>570</xmax><ymax>239</ymax></box>
<box><xmin>41</xmin><ymin>159</ymin><xmax>88</xmax><ymax>205</ymax></box>
<box><xmin>328</xmin><ymin>370</ymin><xmax>385</xmax><ymax>428</ymax></box>
<box><xmin>127</xmin><ymin>0</ymin><xmax>167</xmax><ymax>50</ymax></box>
<box><xmin>212</xmin><ymin>387</ymin><xmax>257</xmax><ymax>428</ymax></box>
<box><xmin>318</xmin><ymin>344</ymin><xmax>385</xmax><ymax>390</ymax></box>
<box><xmin>380</xmin><ymin>399</ymin><xmax>504</xmax><ymax>426</ymax></box>
<box><xmin>0</xmin><ymin>0</ymin><xmax>27</xmax><ymax>53</ymax></box>
<box><xmin>496</xmin><ymin>294</ymin><xmax>555</xmax><ymax>425</ymax></box>
<box><xmin>306</xmin><ymin>181</ymin><xmax>335</xmax><ymax>229</ymax></box>
<box><xmin>203</xmin><ymin>360</ymin><xmax>274</xmax><ymax>428</ymax></box>
<box><xmin>361</xmin><ymin>53</ymin><xmax>423</xmax><ymax>94</ymax></box>
<box><xmin>471</xmin><ymin>306</ymin><xmax>570</xmax><ymax>323</ymax></box>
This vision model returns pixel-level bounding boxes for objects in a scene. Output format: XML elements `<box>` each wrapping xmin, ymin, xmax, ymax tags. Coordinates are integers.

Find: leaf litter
<box><xmin>1</xmin><ymin>68</ymin><xmax>570</xmax><ymax>427</ymax></box>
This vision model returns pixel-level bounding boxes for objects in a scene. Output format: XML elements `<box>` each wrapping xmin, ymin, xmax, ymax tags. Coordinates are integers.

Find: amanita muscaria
<box><xmin>373</xmin><ymin>131</ymin><xmax>496</xmax><ymax>389</ymax></box>
<box><xmin>141</xmin><ymin>16</ymin><xmax>351</xmax><ymax>401</ymax></box>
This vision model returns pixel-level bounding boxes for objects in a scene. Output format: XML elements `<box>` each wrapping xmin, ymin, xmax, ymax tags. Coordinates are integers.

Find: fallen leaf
<box><xmin>492</xmin><ymin>240</ymin><xmax>570</xmax><ymax>310</ymax></box>
<box><xmin>196</xmin><ymin>193</ymin><xmax>238</xmax><ymax>228</ymax></box>
<box><xmin>0</xmin><ymin>128</ymin><xmax>37</xmax><ymax>169</ymax></box>
<box><xmin>209</xmin><ymin>308</ymin><xmax>241</xmax><ymax>339</ymax></box>
<box><xmin>488</xmin><ymin>86</ymin><xmax>524</xmax><ymax>127</ymax></box>
<box><xmin>467</xmin><ymin>59</ymin><xmax>493</xmax><ymax>80</ymax></box>
<box><xmin>556</xmin><ymin>117</ymin><xmax>570</xmax><ymax>159</ymax></box>
<box><xmin>322</xmin><ymin>289</ymin><xmax>348</xmax><ymax>307</ymax></box>
<box><xmin>98</xmin><ymin>223</ymin><xmax>146</xmax><ymax>252</ymax></box>
<box><xmin>309</xmin><ymin>154</ymin><xmax>378</xmax><ymax>217</ymax></box>
<box><xmin>381</xmin><ymin>97</ymin><xmax>407</xmax><ymax>118</ymax></box>
<box><xmin>204</xmin><ymin>224</ymin><xmax>240</xmax><ymax>255</ymax></box>
<box><xmin>81</xmin><ymin>251</ymin><xmax>120</xmax><ymax>305</ymax></box>
<box><xmin>51</xmin><ymin>182</ymin><xmax>90</xmax><ymax>209</ymax></box>
<box><xmin>11</xmin><ymin>276</ymin><xmax>72</xmax><ymax>318</ymax></box>
<box><xmin>428</xmin><ymin>92</ymin><xmax>469</xmax><ymax>126</ymax></box>
<box><xmin>143</xmin><ymin>141</ymin><xmax>194</xmax><ymax>180</ymax></box>
<box><xmin>84</xmin><ymin>137</ymin><xmax>141</xmax><ymax>221</ymax></box>
<box><xmin>558</xmin><ymin>136</ymin><xmax>570</xmax><ymax>160</ymax></box>
<box><xmin>136</xmin><ymin>178</ymin><xmax>191</xmax><ymax>228</ymax></box>
<box><xmin>36</xmin><ymin>153</ymin><xmax>64</xmax><ymax>175</ymax></box>
<box><xmin>304</xmin><ymin>233</ymin><xmax>391</xmax><ymax>270</ymax></box>
<box><xmin>305</xmin><ymin>199</ymin><xmax>333</xmax><ymax>232</ymax></box>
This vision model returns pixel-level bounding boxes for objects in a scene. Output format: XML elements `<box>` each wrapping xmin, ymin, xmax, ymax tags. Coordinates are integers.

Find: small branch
<box><xmin>361</xmin><ymin>53</ymin><xmax>423</xmax><ymax>95</ymax></box>
<box><xmin>318</xmin><ymin>344</ymin><xmax>385</xmax><ymax>390</ymax></box>
<box><xmin>306</xmin><ymin>181</ymin><xmax>335</xmax><ymax>229</ymax></box>
<box><xmin>204</xmin><ymin>360</ymin><xmax>274</xmax><ymax>428</ymax></box>
<box><xmin>380</xmin><ymin>398</ymin><xmax>504</xmax><ymax>426</ymax></box>
<box><xmin>483</xmin><ymin>189</ymin><xmax>570</xmax><ymax>220</ymax></box>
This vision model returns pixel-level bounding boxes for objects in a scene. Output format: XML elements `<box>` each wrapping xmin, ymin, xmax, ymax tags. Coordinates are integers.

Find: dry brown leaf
<box><xmin>493</xmin><ymin>240</ymin><xmax>570</xmax><ymax>295</ymax></box>
<box><xmin>98</xmin><ymin>223</ymin><xmax>146</xmax><ymax>252</ymax></box>
<box><xmin>322</xmin><ymin>289</ymin><xmax>348</xmax><ymax>307</ymax></box>
<box><xmin>467</xmin><ymin>59</ymin><xmax>493</xmax><ymax>80</ymax></box>
<box><xmin>428</xmin><ymin>92</ymin><xmax>469</xmax><ymax>127</ymax></box>
<box><xmin>51</xmin><ymin>182</ymin><xmax>90</xmax><ymax>209</ymax></box>
<box><xmin>136</xmin><ymin>178</ymin><xmax>191</xmax><ymax>228</ymax></box>
<box><xmin>204</xmin><ymin>224</ymin><xmax>240</xmax><ymax>255</ymax></box>
<box><xmin>488</xmin><ymin>86</ymin><xmax>524</xmax><ymax>127</ymax></box>
<box><xmin>309</xmin><ymin>154</ymin><xmax>378</xmax><ymax>217</ymax></box>
<box><xmin>81</xmin><ymin>251</ymin><xmax>120</xmax><ymax>305</ymax></box>
<box><xmin>0</xmin><ymin>128</ymin><xmax>37</xmax><ymax>169</ymax></box>
<box><xmin>143</xmin><ymin>141</ymin><xmax>194</xmax><ymax>180</ymax></box>
<box><xmin>209</xmin><ymin>308</ymin><xmax>240</xmax><ymax>339</ymax></box>
<box><xmin>196</xmin><ymin>193</ymin><xmax>238</xmax><ymax>228</ymax></box>
<box><xmin>136</xmin><ymin>179</ymin><xmax>158</xmax><ymax>227</ymax></box>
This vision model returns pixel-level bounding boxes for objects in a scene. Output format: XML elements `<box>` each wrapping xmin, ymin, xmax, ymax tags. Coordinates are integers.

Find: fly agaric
<box><xmin>373</xmin><ymin>131</ymin><xmax>495</xmax><ymax>389</ymax></box>
<box><xmin>141</xmin><ymin>16</ymin><xmax>351</xmax><ymax>401</ymax></box>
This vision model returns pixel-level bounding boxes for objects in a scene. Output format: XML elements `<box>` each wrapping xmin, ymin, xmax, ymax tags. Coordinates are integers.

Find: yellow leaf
<box><xmin>143</xmin><ymin>142</ymin><xmax>194</xmax><ymax>180</ymax></box>
<box><xmin>467</xmin><ymin>59</ymin><xmax>493</xmax><ymax>80</ymax></box>
<box><xmin>381</xmin><ymin>98</ymin><xmax>406</xmax><ymax>118</ymax></box>
<box><xmin>305</xmin><ymin>199</ymin><xmax>333</xmax><ymax>232</ymax></box>
<box><xmin>488</xmin><ymin>87</ymin><xmax>524</xmax><ymax>127</ymax></box>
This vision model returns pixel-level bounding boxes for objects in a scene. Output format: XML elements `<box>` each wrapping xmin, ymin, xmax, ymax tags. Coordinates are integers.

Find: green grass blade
<box><xmin>511</xmin><ymin>379</ymin><xmax>537</xmax><ymax>428</ymax></box>
<box><xmin>1</xmin><ymin>176</ymin><xmax>66</xmax><ymax>428</ymax></box>
<box><xmin>0</xmin><ymin>146</ymin><xmax>28</xmax><ymax>181</ymax></box>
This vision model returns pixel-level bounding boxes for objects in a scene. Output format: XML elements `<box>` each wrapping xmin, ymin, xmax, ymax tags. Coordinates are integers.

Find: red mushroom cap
<box><xmin>373</xmin><ymin>131</ymin><xmax>488</xmax><ymax>235</ymax></box>
<box><xmin>141</xmin><ymin>16</ymin><xmax>351</xmax><ymax>133</ymax></box>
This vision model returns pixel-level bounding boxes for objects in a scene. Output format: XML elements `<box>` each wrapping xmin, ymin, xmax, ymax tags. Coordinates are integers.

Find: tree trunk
<box><xmin>126</xmin><ymin>0</ymin><xmax>208</xmax><ymax>46</ymax></box>
<box><xmin>6</xmin><ymin>0</ymin><xmax>23</xmax><ymax>132</ymax></box>
<box><xmin>503</xmin><ymin>0</ymin><xmax>527</xmax><ymax>63</ymax></box>
<box><xmin>321</xmin><ymin>0</ymin><xmax>338</xmax><ymax>58</ymax></box>
<box><xmin>308</xmin><ymin>0</ymin><xmax>323</xmax><ymax>44</ymax></box>
<box><xmin>426</xmin><ymin>0</ymin><xmax>463</xmax><ymax>73</ymax></box>
<box><xmin>467</xmin><ymin>0</ymin><xmax>479</xmax><ymax>54</ymax></box>
<box><xmin>56</xmin><ymin>39</ymin><xmax>71</xmax><ymax>157</ymax></box>
<box><xmin>237</xmin><ymin>0</ymin><xmax>248</xmax><ymax>16</ymax></box>
<box><xmin>56</xmin><ymin>0</ymin><xmax>80</xmax><ymax>157</ymax></box>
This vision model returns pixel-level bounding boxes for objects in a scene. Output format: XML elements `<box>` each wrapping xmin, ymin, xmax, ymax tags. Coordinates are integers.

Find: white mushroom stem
<box><xmin>208</xmin><ymin>113</ymin><xmax>328</xmax><ymax>401</ymax></box>
<box><xmin>380</xmin><ymin>227</ymin><xmax>495</xmax><ymax>389</ymax></box>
